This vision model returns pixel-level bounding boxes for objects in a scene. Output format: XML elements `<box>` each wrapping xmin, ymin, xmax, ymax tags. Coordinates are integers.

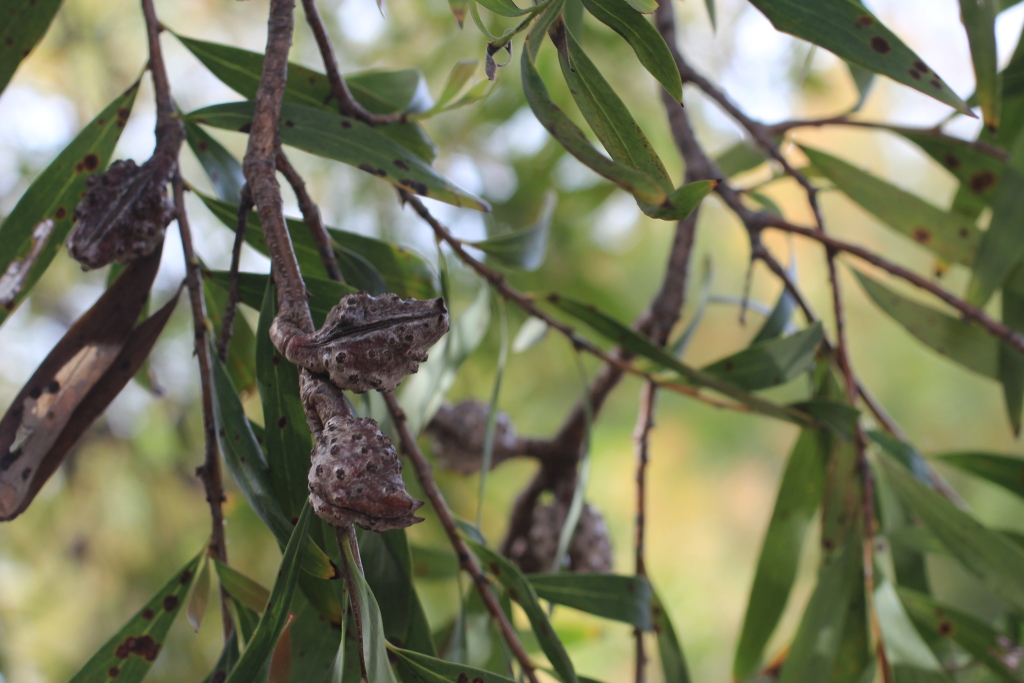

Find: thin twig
<box><xmin>632</xmin><ymin>381</ymin><xmax>656</xmax><ymax>683</ymax></box>
<box><xmin>141</xmin><ymin>0</ymin><xmax>232</xmax><ymax>639</ymax></box>
<box><xmin>382</xmin><ymin>390</ymin><xmax>540</xmax><ymax>683</ymax></box>
<box><xmin>298</xmin><ymin>0</ymin><xmax>404</xmax><ymax>126</ymax></box>
<box><xmin>217</xmin><ymin>185</ymin><xmax>253</xmax><ymax>362</ymax></box>
<box><xmin>276</xmin><ymin>151</ymin><xmax>345</xmax><ymax>283</ymax></box>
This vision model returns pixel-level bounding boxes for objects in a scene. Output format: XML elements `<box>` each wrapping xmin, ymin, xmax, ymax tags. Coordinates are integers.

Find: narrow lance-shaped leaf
<box><xmin>66</xmin><ymin>550</ymin><xmax>203</xmax><ymax>683</ymax></box>
<box><xmin>578</xmin><ymin>0</ymin><xmax>682</xmax><ymax>102</ymax></box>
<box><xmin>187</xmin><ymin>555</ymin><xmax>212</xmax><ymax>633</ymax></box>
<box><xmin>0</xmin><ymin>0</ymin><xmax>63</xmax><ymax>95</ymax></box>
<box><xmin>0</xmin><ymin>81</ymin><xmax>138</xmax><ymax>328</ymax></box>
<box><xmin>651</xmin><ymin>589</ymin><xmax>692</xmax><ymax>683</ymax></box>
<box><xmin>747</xmin><ymin>0</ymin><xmax>971</xmax><ymax>114</ymax></box>
<box><xmin>520</xmin><ymin>28</ymin><xmax>667</xmax><ymax>206</ymax></box>
<box><xmin>701</xmin><ymin>323</ymin><xmax>823</xmax><ymax>391</ymax></box>
<box><xmin>390</xmin><ymin>646</ymin><xmax>518</xmax><ymax>683</ymax></box>
<box><xmin>959</xmin><ymin>0</ymin><xmax>1001</xmax><ymax>130</ymax></box>
<box><xmin>1001</xmin><ymin>286</ymin><xmax>1024</xmax><ymax>434</ymax></box>
<box><xmin>547</xmin><ymin>294</ymin><xmax>812</xmax><ymax>426</ymax></box>
<box><xmin>215</xmin><ymin>560</ymin><xmax>271</xmax><ymax>614</ymax></box>
<box><xmin>802</xmin><ymin>145</ymin><xmax>981</xmax><ymax>265</ymax></box>
<box><xmin>878</xmin><ymin>455</ymin><xmax>1024</xmax><ymax>611</ymax></box>
<box><xmin>853</xmin><ymin>268</ymin><xmax>999</xmax><ymax>379</ymax></box>
<box><xmin>934</xmin><ymin>451</ymin><xmax>1024</xmax><ymax>499</ymax></box>
<box><xmin>0</xmin><ymin>248</ymin><xmax>165</xmax><ymax>521</ymax></box>
<box><xmin>733</xmin><ymin>428</ymin><xmax>827</xmax><ymax>680</ymax></box>
<box><xmin>900</xmin><ymin>587</ymin><xmax>1024</xmax><ymax>683</ymax></box>
<box><xmin>342</xmin><ymin>538</ymin><xmax>401</xmax><ymax>683</ymax></box>
<box><xmin>224</xmin><ymin>504</ymin><xmax>313</xmax><ymax>683</ymax></box>
<box><xmin>465</xmin><ymin>539</ymin><xmax>578</xmax><ymax>683</ymax></box>
<box><xmin>469</xmin><ymin>193</ymin><xmax>556</xmax><ymax>271</ymax></box>
<box><xmin>528</xmin><ymin>574</ymin><xmax>652</xmax><ymax>630</ymax></box>
<box><xmin>874</xmin><ymin>578</ymin><xmax>951</xmax><ymax>682</ymax></box>
<box><xmin>206</xmin><ymin>270</ymin><xmax>357</xmax><ymax>328</ymax></box>
<box><xmin>186</xmin><ymin>101</ymin><xmax>488</xmax><ymax>211</ymax></box>
<box><xmin>967</xmin><ymin>128</ymin><xmax>1024</xmax><ymax>306</ymax></box>
<box><xmin>184</xmin><ymin>118</ymin><xmax>245</xmax><ymax>204</ymax></box>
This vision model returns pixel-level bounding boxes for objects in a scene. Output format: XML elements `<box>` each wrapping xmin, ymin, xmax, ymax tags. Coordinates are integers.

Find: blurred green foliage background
<box><xmin>1</xmin><ymin>0</ymin><xmax>1022</xmax><ymax>681</ymax></box>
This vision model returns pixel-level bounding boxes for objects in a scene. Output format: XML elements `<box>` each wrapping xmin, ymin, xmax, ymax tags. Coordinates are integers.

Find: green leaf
<box><xmin>547</xmin><ymin>294</ymin><xmax>811</xmax><ymax>425</ymax></box>
<box><xmin>66</xmin><ymin>550</ymin><xmax>203</xmax><ymax>683</ymax></box>
<box><xmin>215</xmin><ymin>561</ymin><xmax>271</xmax><ymax>614</ymax></box>
<box><xmin>256</xmin><ymin>281</ymin><xmax>316</xmax><ymax>518</ymax></box>
<box><xmin>204</xmin><ymin>272</ymin><xmax>258</xmax><ymax>393</ymax></box>
<box><xmin>187</xmin><ymin>555</ymin><xmax>212</xmax><ymax>632</ymax></box>
<box><xmin>714</xmin><ymin>141</ymin><xmax>767</xmax><ymax>178</ymax></box>
<box><xmin>733</xmin><ymin>428</ymin><xmax>828</xmax><ymax>680</ymax></box>
<box><xmin>410</xmin><ymin>545</ymin><xmax>460</xmax><ymax>580</ymax></box>
<box><xmin>520</xmin><ymin>37</ymin><xmax>667</xmax><ymax>206</ymax></box>
<box><xmin>527</xmin><ymin>574</ymin><xmax>652</xmax><ymax>630</ymax></box>
<box><xmin>1001</xmin><ymin>286</ymin><xmax>1024</xmax><ymax>434</ymax></box>
<box><xmin>777</xmin><ymin>538</ymin><xmax>862</xmax><ymax>683</ymax></box>
<box><xmin>0</xmin><ymin>81</ymin><xmax>138</xmax><ymax>328</ymax></box>
<box><xmin>205</xmin><ymin>271</ymin><xmax>356</xmax><ymax>328</ymax></box>
<box><xmin>802</xmin><ymin>145</ymin><xmax>981</xmax><ymax>265</ymax></box>
<box><xmin>935</xmin><ymin>451</ymin><xmax>1024</xmax><ymax>499</ymax></box>
<box><xmin>225</xmin><ymin>504</ymin><xmax>312</xmax><ymax>683</ymax></box>
<box><xmin>512</xmin><ymin>316</ymin><xmax>548</xmax><ymax>353</ymax></box>
<box><xmin>184</xmin><ymin>118</ymin><xmax>245</xmax><ymax>204</ymax></box>
<box><xmin>201</xmin><ymin>630</ymin><xmax>240</xmax><ymax>683</ymax></box>
<box><xmin>959</xmin><ymin>0</ymin><xmax>1000</xmax><ymax>130</ymax></box>
<box><xmin>186</xmin><ymin>101</ymin><xmax>489</xmax><ymax>211</ymax></box>
<box><xmin>651</xmin><ymin>589</ymin><xmax>691</xmax><ymax>683</ymax></box>
<box><xmin>853</xmin><ymin>268</ymin><xmax>999</xmax><ymax>378</ymax></box>
<box><xmin>401</xmin><ymin>283</ymin><xmax>491</xmax><ymax>435</ymax></box>
<box><xmin>899</xmin><ymin>587</ymin><xmax>1024</xmax><ymax>683</ymax></box>
<box><xmin>554</xmin><ymin>25</ymin><xmax>672</xmax><ymax>194</ymax></box>
<box><xmin>465</xmin><ymin>539</ymin><xmax>578</xmax><ymax>683</ymax></box>
<box><xmin>470</xmin><ymin>193</ymin><xmax>555</xmax><ymax>271</ymax></box>
<box><xmin>476</xmin><ymin>0</ymin><xmax>534</xmax><ymax>16</ymax></box>
<box><xmin>286</xmin><ymin>591</ymin><xmax>345</xmax><ymax>683</ymax></box>
<box><xmin>342</xmin><ymin>538</ymin><xmax>401</xmax><ymax>683</ymax></box>
<box><xmin>0</xmin><ymin>0</ymin><xmax>63</xmax><ymax>95</ymax></box>
<box><xmin>844</xmin><ymin>60</ymin><xmax>876</xmax><ymax>112</ymax></box>
<box><xmin>390</xmin><ymin>646</ymin><xmax>517</xmax><ymax>683</ymax></box>
<box><xmin>747</xmin><ymin>0</ymin><xmax>971</xmax><ymax>114</ymax></box>
<box><xmin>967</xmin><ymin>129</ymin><xmax>1024</xmax><ymax>306</ymax></box>
<box><xmin>196</xmin><ymin>193</ymin><xmax>433</xmax><ymax>299</ymax></box>
<box><xmin>447</xmin><ymin>0</ymin><xmax>469</xmax><ymax>26</ymax></box>
<box><xmin>701</xmin><ymin>323</ymin><xmax>823</xmax><ymax>391</ymax></box>
<box><xmin>896</xmin><ymin>128</ymin><xmax>1004</xmax><ymax>218</ymax></box>
<box><xmin>173</xmin><ymin>33</ymin><xmax>436</xmax><ymax>161</ymax></box>
<box><xmin>643</xmin><ymin>181</ymin><xmax>717</xmax><ymax>222</ymax></box>
<box><xmin>753</xmin><ymin>276</ymin><xmax>797</xmax><ymax>343</ymax></box>
<box><xmin>874</xmin><ymin>579</ymin><xmax>950</xmax><ymax>681</ymax></box>
<box><xmin>878</xmin><ymin>455</ymin><xmax>1024</xmax><ymax>611</ymax></box>
<box><xmin>578</xmin><ymin>0</ymin><xmax>682</xmax><ymax>102</ymax></box>
<box><xmin>624</xmin><ymin>0</ymin><xmax>657</xmax><ymax>15</ymax></box>
<box><xmin>432</xmin><ymin>59</ymin><xmax>479</xmax><ymax>110</ymax></box>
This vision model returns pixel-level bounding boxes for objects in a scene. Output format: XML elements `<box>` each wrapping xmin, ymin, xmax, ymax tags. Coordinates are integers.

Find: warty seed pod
<box><xmin>425</xmin><ymin>400</ymin><xmax>518</xmax><ymax>474</ymax></box>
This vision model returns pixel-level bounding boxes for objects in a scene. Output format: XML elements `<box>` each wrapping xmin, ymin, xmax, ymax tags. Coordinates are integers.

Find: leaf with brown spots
<box><xmin>465</xmin><ymin>538</ymin><xmax>578</xmax><ymax>683</ymax></box>
<box><xmin>0</xmin><ymin>82</ymin><xmax>138</xmax><ymax>329</ymax></box>
<box><xmin>0</xmin><ymin>0</ymin><xmax>63</xmax><ymax>95</ymax></box>
<box><xmin>748</xmin><ymin>0</ymin><xmax>972</xmax><ymax>114</ymax></box>
<box><xmin>66</xmin><ymin>550</ymin><xmax>202</xmax><ymax>683</ymax></box>
<box><xmin>802</xmin><ymin>145</ymin><xmax>982</xmax><ymax>265</ymax></box>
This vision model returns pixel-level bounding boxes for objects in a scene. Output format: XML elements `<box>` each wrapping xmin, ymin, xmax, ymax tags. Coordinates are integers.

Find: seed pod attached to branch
<box><xmin>425</xmin><ymin>400</ymin><xmax>518</xmax><ymax>474</ymax></box>
<box><xmin>275</xmin><ymin>292</ymin><xmax>449</xmax><ymax>393</ymax></box>
<box><xmin>509</xmin><ymin>502</ymin><xmax>614</xmax><ymax>573</ymax></box>
<box><xmin>308</xmin><ymin>415</ymin><xmax>424</xmax><ymax>532</ymax></box>
<box><xmin>67</xmin><ymin>155</ymin><xmax>176</xmax><ymax>270</ymax></box>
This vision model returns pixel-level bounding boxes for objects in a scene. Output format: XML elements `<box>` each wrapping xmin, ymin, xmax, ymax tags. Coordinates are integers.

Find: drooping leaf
<box><xmin>224</xmin><ymin>504</ymin><xmax>312</xmax><ymax>683</ymax></box>
<box><xmin>410</xmin><ymin>545</ymin><xmax>460</xmax><ymax>580</ymax></box>
<box><xmin>0</xmin><ymin>81</ymin><xmax>138</xmax><ymax>328</ymax></box>
<box><xmin>215</xmin><ymin>561</ymin><xmax>271</xmax><ymax>614</ymax></box>
<box><xmin>844</xmin><ymin>60</ymin><xmax>876</xmax><ymax>112</ymax></box>
<box><xmin>184</xmin><ymin>117</ymin><xmax>245</xmax><ymax>204</ymax></box>
<box><xmin>934</xmin><ymin>451</ymin><xmax>1024</xmax><ymax>499</ymax></box>
<box><xmin>520</xmin><ymin>31</ymin><xmax>667</xmax><ymax>206</ymax></box>
<box><xmin>547</xmin><ymin>294</ymin><xmax>812</xmax><ymax>425</ymax></box>
<box><xmin>874</xmin><ymin>578</ymin><xmax>951</xmax><ymax>682</ymax></box>
<box><xmin>0</xmin><ymin>249</ymin><xmax>167</xmax><ymax>521</ymax></box>
<box><xmin>187</xmin><ymin>555</ymin><xmax>212</xmax><ymax>633</ymax></box>
<box><xmin>512</xmin><ymin>316</ymin><xmax>548</xmax><ymax>353</ymax></box>
<box><xmin>967</xmin><ymin>130</ymin><xmax>1024</xmax><ymax>306</ymax></box>
<box><xmin>803</xmin><ymin>146</ymin><xmax>981</xmax><ymax>265</ymax></box>
<box><xmin>777</xmin><ymin>538</ymin><xmax>862</xmax><ymax>683</ymax></box>
<box><xmin>701</xmin><ymin>323</ymin><xmax>823</xmax><ymax>390</ymax></box>
<box><xmin>868</xmin><ymin>430</ymin><xmax>933</xmax><ymax>486</ymax></box>
<box><xmin>465</xmin><ymin>539</ymin><xmax>578</xmax><ymax>683</ymax></box>
<box><xmin>185</xmin><ymin>102</ymin><xmax>488</xmax><ymax>211</ymax></box>
<box><xmin>204</xmin><ymin>272</ymin><xmax>258</xmax><ymax>393</ymax></box>
<box><xmin>470</xmin><ymin>193</ymin><xmax>555</xmax><ymax>271</ymax></box>
<box><xmin>173</xmin><ymin>34</ymin><xmax>435</xmax><ymax>161</ymax></box>
<box><xmin>527</xmin><ymin>574</ymin><xmax>652</xmax><ymax>630</ymax></box>
<box><xmin>401</xmin><ymin>283</ymin><xmax>491</xmax><ymax>435</ymax></box>
<box><xmin>0</xmin><ymin>0</ymin><xmax>63</xmax><ymax>95</ymax></box>
<box><xmin>1000</xmin><ymin>287</ymin><xmax>1024</xmax><ymax>433</ymax></box>
<box><xmin>197</xmin><ymin>193</ymin><xmax>433</xmax><ymax>299</ymax></box>
<box><xmin>201</xmin><ymin>630</ymin><xmax>241</xmax><ymax>683</ymax></box>
<box><xmin>578</xmin><ymin>0</ymin><xmax>682</xmax><ymax>102</ymax></box>
<box><xmin>959</xmin><ymin>0</ymin><xmax>1000</xmax><ymax>130</ymax></box>
<box><xmin>900</xmin><ymin>587</ymin><xmax>1024</xmax><ymax>683</ymax></box>
<box><xmin>66</xmin><ymin>550</ymin><xmax>203</xmax><ymax>683</ymax></box>
<box><xmin>205</xmin><ymin>270</ymin><xmax>357</xmax><ymax>329</ymax></box>
<box><xmin>753</xmin><ymin>260</ymin><xmax>797</xmax><ymax>343</ymax></box>
<box><xmin>287</xmin><ymin>591</ymin><xmax>345</xmax><ymax>683</ymax></box>
<box><xmin>714</xmin><ymin>141</ymin><xmax>767</xmax><ymax>178</ymax></box>
<box><xmin>390</xmin><ymin>646</ymin><xmax>517</xmax><ymax>683</ymax></box>
<box><xmin>853</xmin><ymin>268</ymin><xmax>999</xmax><ymax>378</ymax></box>
<box><xmin>747</xmin><ymin>0</ymin><xmax>971</xmax><ymax>114</ymax></box>
<box><xmin>342</xmin><ymin>538</ymin><xmax>401</xmax><ymax>683</ymax></box>
<box><xmin>651</xmin><ymin>589</ymin><xmax>691</xmax><ymax>683</ymax></box>
<box><xmin>879</xmin><ymin>455</ymin><xmax>1024</xmax><ymax>611</ymax></box>
<box><xmin>447</xmin><ymin>0</ymin><xmax>469</xmax><ymax>26</ymax></box>
<box><xmin>476</xmin><ymin>0</ymin><xmax>534</xmax><ymax>17</ymax></box>
<box><xmin>733</xmin><ymin>428</ymin><xmax>828</xmax><ymax>680</ymax></box>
